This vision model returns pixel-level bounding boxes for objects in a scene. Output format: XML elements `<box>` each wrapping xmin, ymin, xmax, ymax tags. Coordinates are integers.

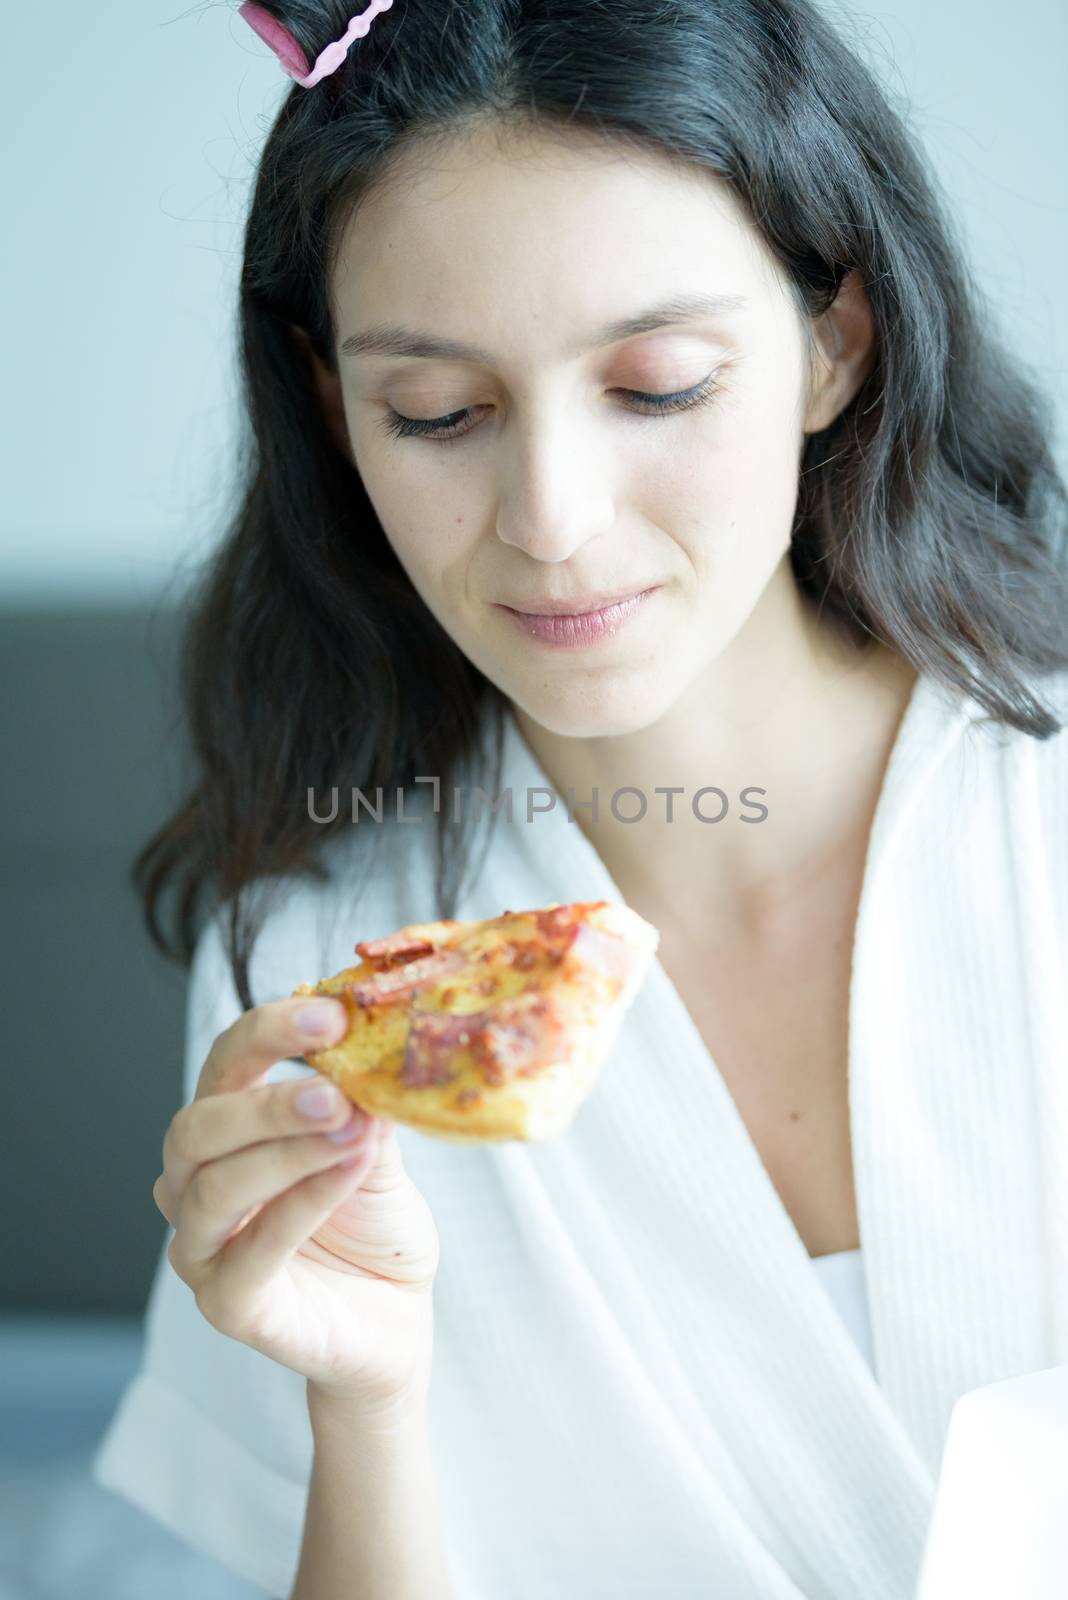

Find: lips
<box><xmin>498</xmin><ymin>588</ymin><xmax>656</xmax><ymax>617</ymax></box>
<box><xmin>496</xmin><ymin>588</ymin><xmax>657</xmax><ymax>649</ymax></box>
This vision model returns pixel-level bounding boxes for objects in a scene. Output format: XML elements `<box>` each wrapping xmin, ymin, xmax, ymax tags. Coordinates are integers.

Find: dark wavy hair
<box><xmin>137</xmin><ymin>0</ymin><xmax>1068</xmax><ymax>1010</ymax></box>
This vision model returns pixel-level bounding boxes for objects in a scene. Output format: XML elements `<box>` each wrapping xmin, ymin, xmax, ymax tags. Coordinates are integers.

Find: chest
<box><xmin>653</xmin><ymin>908</ymin><xmax>861</xmax><ymax>1260</ymax></box>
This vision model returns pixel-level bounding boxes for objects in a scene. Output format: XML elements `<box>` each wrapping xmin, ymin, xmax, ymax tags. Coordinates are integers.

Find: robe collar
<box><xmin>465</xmin><ymin>670</ymin><xmax>1060</xmax><ymax>1599</ymax></box>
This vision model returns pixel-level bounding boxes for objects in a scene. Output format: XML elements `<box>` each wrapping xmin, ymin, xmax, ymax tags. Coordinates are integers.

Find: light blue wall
<box><xmin>3</xmin><ymin>0</ymin><xmax>1064</xmax><ymax>603</ymax></box>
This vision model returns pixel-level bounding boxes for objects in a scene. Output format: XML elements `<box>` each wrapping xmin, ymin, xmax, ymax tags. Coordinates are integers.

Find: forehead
<box><xmin>327</xmin><ymin>121</ymin><xmax>787</xmax><ymax>336</ymax></box>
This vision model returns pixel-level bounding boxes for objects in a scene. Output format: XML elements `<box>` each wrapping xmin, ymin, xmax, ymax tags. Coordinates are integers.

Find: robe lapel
<box><xmin>851</xmin><ymin>688</ymin><xmax>1060</xmax><ymax>1468</ymax></box>
<box><xmin>455</xmin><ymin>674</ymin><xmax>1037</xmax><ymax>1600</ymax></box>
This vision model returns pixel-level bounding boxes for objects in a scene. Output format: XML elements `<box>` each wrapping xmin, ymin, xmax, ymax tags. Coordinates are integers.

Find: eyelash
<box><xmin>376</xmin><ymin>373</ymin><xmax>722</xmax><ymax>444</ymax></box>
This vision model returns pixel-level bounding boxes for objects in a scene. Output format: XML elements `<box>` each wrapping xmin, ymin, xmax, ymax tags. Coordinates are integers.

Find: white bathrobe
<box><xmin>92</xmin><ymin>668</ymin><xmax>1068</xmax><ymax>1599</ymax></box>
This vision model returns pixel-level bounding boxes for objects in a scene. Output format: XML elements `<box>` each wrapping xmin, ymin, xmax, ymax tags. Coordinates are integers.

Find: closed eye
<box><xmin>376</xmin><ymin>372</ymin><xmax>722</xmax><ymax>444</ymax></box>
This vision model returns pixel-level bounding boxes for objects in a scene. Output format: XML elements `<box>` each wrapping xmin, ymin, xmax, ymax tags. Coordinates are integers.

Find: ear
<box><xmin>288</xmin><ymin>323</ymin><xmax>355</xmax><ymax>465</ymax></box>
<box><xmin>801</xmin><ymin>270</ymin><xmax>878</xmax><ymax>436</ymax></box>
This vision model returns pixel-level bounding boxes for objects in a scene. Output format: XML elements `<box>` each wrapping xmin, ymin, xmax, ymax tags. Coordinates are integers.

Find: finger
<box><xmin>194</xmin><ymin>996</ymin><xmax>350</xmax><ymax>1101</ymax></box>
<box><xmin>153</xmin><ymin>1171</ymin><xmax>177</xmax><ymax>1227</ymax></box>
<box><xmin>200</xmin><ymin>1126</ymin><xmax>387</xmax><ymax>1311</ymax></box>
<box><xmin>170</xmin><ymin>1110</ymin><xmax>377</xmax><ymax>1273</ymax></box>
<box><xmin>162</xmin><ymin>1072</ymin><xmax>363</xmax><ymax>1206</ymax></box>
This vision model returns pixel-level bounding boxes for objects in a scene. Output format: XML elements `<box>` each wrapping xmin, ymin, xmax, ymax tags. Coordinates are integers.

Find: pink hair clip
<box><xmin>238</xmin><ymin>1</ymin><xmax>395</xmax><ymax>89</ymax></box>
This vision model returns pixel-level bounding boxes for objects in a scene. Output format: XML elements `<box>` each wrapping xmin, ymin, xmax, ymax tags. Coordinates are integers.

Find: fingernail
<box><xmin>295</xmin><ymin>1001</ymin><xmax>346</xmax><ymax>1039</ymax></box>
<box><xmin>296</xmin><ymin>1081</ymin><xmax>341</xmax><ymax>1119</ymax></box>
<box><xmin>327</xmin><ymin>1108</ymin><xmax>369</xmax><ymax>1143</ymax></box>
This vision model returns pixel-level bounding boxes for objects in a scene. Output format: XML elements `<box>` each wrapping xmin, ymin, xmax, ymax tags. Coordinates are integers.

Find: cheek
<box><xmin>366</xmin><ymin>492</ymin><xmax>483</xmax><ymax>637</ymax></box>
<box><xmin>643</xmin><ymin>370</ymin><xmax>803</xmax><ymax>572</ymax></box>
<box><xmin>358</xmin><ymin>455</ymin><xmax>468</xmax><ymax>583</ymax></box>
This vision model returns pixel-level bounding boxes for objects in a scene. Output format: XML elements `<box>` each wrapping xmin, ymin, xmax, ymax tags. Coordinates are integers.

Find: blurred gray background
<box><xmin>1</xmin><ymin>1</ymin><xmax>1064</xmax><ymax>1597</ymax></box>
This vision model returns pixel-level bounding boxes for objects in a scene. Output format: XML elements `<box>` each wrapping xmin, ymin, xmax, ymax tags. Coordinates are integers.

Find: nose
<box><xmin>494</xmin><ymin>416</ymin><xmax>615</xmax><ymax>562</ymax></box>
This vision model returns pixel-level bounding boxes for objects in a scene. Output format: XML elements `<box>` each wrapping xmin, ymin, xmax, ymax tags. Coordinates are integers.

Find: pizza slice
<box><xmin>291</xmin><ymin>900</ymin><xmax>660</xmax><ymax>1143</ymax></box>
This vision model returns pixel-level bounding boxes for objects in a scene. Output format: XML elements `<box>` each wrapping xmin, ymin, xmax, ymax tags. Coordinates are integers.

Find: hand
<box><xmin>154</xmin><ymin>996</ymin><xmax>440</xmax><ymax>1416</ymax></box>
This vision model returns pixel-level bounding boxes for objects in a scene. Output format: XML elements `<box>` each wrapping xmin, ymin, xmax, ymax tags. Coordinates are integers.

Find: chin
<box><xmin>507</xmin><ymin>670</ymin><xmax>676</xmax><ymax>740</ymax></box>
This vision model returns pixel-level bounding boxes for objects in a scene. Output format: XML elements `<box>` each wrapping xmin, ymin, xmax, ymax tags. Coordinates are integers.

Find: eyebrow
<box><xmin>338</xmin><ymin>291</ymin><xmax>749</xmax><ymax>364</ymax></box>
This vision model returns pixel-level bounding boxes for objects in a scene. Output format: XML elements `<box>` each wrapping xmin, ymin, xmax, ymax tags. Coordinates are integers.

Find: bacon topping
<box><xmin>401</xmin><ymin>988</ymin><xmax>567</xmax><ymax>1090</ymax></box>
<box><xmin>355</xmin><ymin>930</ymin><xmax>435</xmax><ymax>965</ymax></box>
<box><xmin>569</xmin><ymin>922</ymin><xmax>641</xmax><ymax>984</ymax></box>
<box><xmin>348</xmin><ymin>948</ymin><xmax>466</xmax><ymax>1008</ymax></box>
<box><xmin>533</xmin><ymin>905</ymin><xmax>575</xmax><ymax>936</ymax></box>
<box><xmin>403</xmin><ymin>1010</ymin><xmax>477</xmax><ymax>1088</ymax></box>
<box><xmin>469</xmin><ymin>991</ymin><xmax>565</xmax><ymax>1086</ymax></box>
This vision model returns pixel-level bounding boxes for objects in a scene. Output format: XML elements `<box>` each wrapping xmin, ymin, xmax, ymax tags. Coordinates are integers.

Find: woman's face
<box><xmin>327</xmin><ymin>122</ymin><xmax>839</xmax><ymax>737</ymax></box>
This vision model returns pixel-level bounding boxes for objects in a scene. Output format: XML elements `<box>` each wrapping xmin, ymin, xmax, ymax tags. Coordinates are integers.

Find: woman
<box><xmin>93</xmin><ymin>1</ymin><xmax>1068</xmax><ymax>1596</ymax></box>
